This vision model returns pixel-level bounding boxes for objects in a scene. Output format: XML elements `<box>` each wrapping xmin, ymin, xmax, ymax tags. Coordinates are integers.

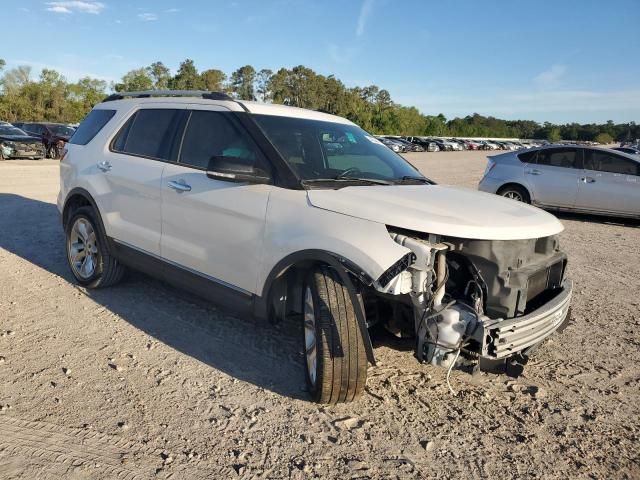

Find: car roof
<box><xmin>512</xmin><ymin>144</ymin><xmax>640</xmax><ymax>161</ymax></box>
<box><xmin>96</xmin><ymin>95</ymin><xmax>355</xmax><ymax>126</ymax></box>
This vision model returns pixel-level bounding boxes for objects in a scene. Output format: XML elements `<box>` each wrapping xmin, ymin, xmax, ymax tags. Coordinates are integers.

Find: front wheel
<box><xmin>303</xmin><ymin>266</ymin><xmax>368</xmax><ymax>404</ymax></box>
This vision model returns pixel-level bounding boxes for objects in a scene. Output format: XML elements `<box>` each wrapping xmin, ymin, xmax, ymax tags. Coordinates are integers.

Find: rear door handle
<box><xmin>167</xmin><ymin>180</ymin><xmax>192</xmax><ymax>192</ymax></box>
<box><xmin>526</xmin><ymin>169</ymin><xmax>542</xmax><ymax>175</ymax></box>
<box><xmin>97</xmin><ymin>161</ymin><xmax>112</xmax><ymax>172</ymax></box>
<box><xmin>581</xmin><ymin>177</ymin><xmax>596</xmax><ymax>183</ymax></box>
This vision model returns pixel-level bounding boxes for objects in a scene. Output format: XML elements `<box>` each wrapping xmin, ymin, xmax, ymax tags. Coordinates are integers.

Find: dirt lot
<box><xmin>0</xmin><ymin>151</ymin><xmax>638</xmax><ymax>479</ymax></box>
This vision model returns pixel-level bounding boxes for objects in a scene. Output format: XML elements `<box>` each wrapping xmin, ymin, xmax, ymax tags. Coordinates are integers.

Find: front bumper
<box><xmin>479</xmin><ymin>278</ymin><xmax>573</xmax><ymax>359</ymax></box>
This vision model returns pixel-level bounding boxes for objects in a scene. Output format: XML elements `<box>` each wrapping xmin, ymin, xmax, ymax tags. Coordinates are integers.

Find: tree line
<box><xmin>0</xmin><ymin>58</ymin><xmax>637</xmax><ymax>143</ymax></box>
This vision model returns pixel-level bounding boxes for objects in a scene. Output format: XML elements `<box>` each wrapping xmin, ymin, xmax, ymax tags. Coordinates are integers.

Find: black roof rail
<box><xmin>102</xmin><ymin>90</ymin><xmax>234</xmax><ymax>102</ymax></box>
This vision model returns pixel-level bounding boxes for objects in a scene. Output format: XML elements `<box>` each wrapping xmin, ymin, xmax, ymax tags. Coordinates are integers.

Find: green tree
<box><xmin>148</xmin><ymin>61</ymin><xmax>171</xmax><ymax>90</ymax></box>
<box><xmin>200</xmin><ymin>69</ymin><xmax>226</xmax><ymax>91</ymax></box>
<box><xmin>594</xmin><ymin>132</ymin><xmax>614</xmax><ymax>145</ymax></box>
<box><xmin>255</xmin><ymin>68</ymin><xmax>273</xmax><ymax>102</ymax></box>
<box><xmin>230</xmin><ymin>65</ymin><xmax>256</xmax><ymax>100</ymax></box>
<box><xmin>170</xmin><ymin>59</ymin><xmax>204</xmax><ymax>90</ymax></box>
<box><xmin>114</xmin><ymin>68</ymin><xmax>153</xmax><ymax>92</ymax></box>
<box><xmin>547</xmin><ymin>128</ymin><xmax>562</xmax><ymax>142</ymax></box>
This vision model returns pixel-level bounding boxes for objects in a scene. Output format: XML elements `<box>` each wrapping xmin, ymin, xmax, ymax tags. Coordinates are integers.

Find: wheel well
<box><xmin>266</xmin><ymin>257</ymin><xmax>371</xmax><ymax>325</ymax></box>
<box><xmin>266</xmin><ymin>260</ymin><xmax>327</xmax><ymax>324</ymax></box>
<box><xmin>497</xmin><ymin>182</ymin><xmax>531</xmax><ymax>201</ymax></box>
<box><xmin>62</xmin><ymin>193</ymin><xmax>92</xmax><ymax>227</ymax></box>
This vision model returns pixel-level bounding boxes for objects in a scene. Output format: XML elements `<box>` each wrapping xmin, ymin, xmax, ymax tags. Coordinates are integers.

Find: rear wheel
<box><xmin>498</xmin><ymin>184</ymin><xmax>530</xmax><ymax>204</ymax></box>
<box><xmin>65</xmin><ymin>206</ymin><xmax>125</xmax><ymax>288</ymax></box>
<box><xmin>303</xmin><ymin>266</ymin><xmax>368</xmax><ymax>404</ymax></box>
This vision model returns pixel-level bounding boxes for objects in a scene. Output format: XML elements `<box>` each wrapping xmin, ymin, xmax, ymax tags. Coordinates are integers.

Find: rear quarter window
<box><xmin>69</xmin><ymin>109</ymin><xmax>116</xmax><ymax>145</ymax></box>
<box><xmin>517</xmin><ymin>150</ymin><xmax>537</xmax><ymax>163</ymax></box>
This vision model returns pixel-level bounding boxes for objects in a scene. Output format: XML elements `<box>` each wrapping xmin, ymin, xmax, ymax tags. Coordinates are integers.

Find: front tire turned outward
<box><xmin>303</xmin><ymin>266</ymin><xmax>368</xmax><ymax>404</ymax></box>
<box><xmin>498</xmin><ymin>184</ymin><xmax>530</xmax><ymax>204</ymax></box>
<box><xmin>65</xmin><ymin>206</ymin><xmax>125</xmax><ymax>288</ymax></box>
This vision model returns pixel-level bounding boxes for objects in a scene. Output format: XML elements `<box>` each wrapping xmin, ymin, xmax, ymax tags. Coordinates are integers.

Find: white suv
<box><xmin>58</xmin><ymin>91</ymin><xmax>573</xmax><ymax>404</ymax></box>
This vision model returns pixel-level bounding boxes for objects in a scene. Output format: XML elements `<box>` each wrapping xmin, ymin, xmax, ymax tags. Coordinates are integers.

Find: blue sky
<box><xmin>3</xmin><ymin>0</ymin><xmax>639</xmax><ymax>123</ymax></box>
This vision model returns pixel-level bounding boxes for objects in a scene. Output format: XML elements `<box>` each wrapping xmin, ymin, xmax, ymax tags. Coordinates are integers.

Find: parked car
<box><xmin>405</xmin><ymin>136</ymin><xmax>439</xmax><ymax>152</ymax></box>
<box><xmin>480</xmin><ymin>141</ymin><xmax>500</xmax><ymax>150</ymax></box>
<box><xmin>383</xmin><ymin>137</ymin><xmax>425</xmax><ymax>152</ymax></box>
<box><xmin>0</xmin><ymin>124</ymin><xmax>46</xmax><ymax>160</ymax></box>
<box><xmin>612</xmin><ymin>147</ymin><xmax>640</xmax><ymax>156</ymax></box>
<box><xmin>59</xmin><ymin>90</ymin><xmax>573</xmax><ymax>404</ymax></box>
<box><xmin>426</xmin><ymin>138</ymin><xmax>451</xmax><ymax>151</ymax></box>
<box><xmin>377</xmin><ymin>136</ymin><xmax>403</xmax><ymax>153</ymax></box>
<box><xmin>18</xmin><ymin>122</ymin><xmax>76</xmax><ymax>159</ymax></box>
<box><xmin>479</xmin><ymin>145</ymin><xmax>640</xmax><ymax>218</ymax></box>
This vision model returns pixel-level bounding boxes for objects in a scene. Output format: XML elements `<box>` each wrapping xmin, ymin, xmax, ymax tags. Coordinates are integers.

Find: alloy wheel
<box><xmin>503</xmin><ymin>190</ymin><xmax>523</xmax><ymax>202</ymax></box>
<box><xmin>303</xmin><ymin>286</ymin><xmax>318</xmax><ymax>387</ymax></box>
<box><xmin>68</xmin><ymin>218</ymin><xmax>99</xmax><ymax>279</ymax></box>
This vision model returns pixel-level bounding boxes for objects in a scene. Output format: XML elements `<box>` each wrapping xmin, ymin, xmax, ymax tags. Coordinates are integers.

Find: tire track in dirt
<box><xmin>0</xmin><ymin>416</ymin><xmax>151</xmax><ymax>479</ymax></box>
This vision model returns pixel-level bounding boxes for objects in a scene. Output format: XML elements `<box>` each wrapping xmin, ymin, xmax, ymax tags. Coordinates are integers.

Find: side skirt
<box><xmin>107</xmin><ymin>238</ymin><xmax>255</xmax><ymax>316</ymax></box>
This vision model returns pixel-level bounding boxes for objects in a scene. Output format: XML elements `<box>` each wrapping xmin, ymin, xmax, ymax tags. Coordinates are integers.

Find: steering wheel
<box><xmin>338</xmin><ymin>167</ymin><xmax>361</xmax><ymax>177</ymax></box>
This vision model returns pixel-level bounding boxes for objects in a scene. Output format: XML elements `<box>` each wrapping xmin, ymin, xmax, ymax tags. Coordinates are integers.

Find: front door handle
<box><xmin>581</xmin><ymin>177</ymin><xmax>596</xmax><ymax>183</ymax></box>
<box><xmin>526</xmin><ymin>169</ymin><xmax>542</xmax><ymax>175</ymax></box>
<box><xmin>97</xmin><ymin>161</ymin><xmax>112</xmax><ymax>172</ymax></box>
<box><xmin>167</xmin><ymin>180</ymin><xmax>192</xmax><ymax>192</ymax></box>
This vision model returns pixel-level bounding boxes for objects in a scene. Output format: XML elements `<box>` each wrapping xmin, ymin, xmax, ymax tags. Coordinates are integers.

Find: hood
<box><xmin>307</xmin><ymin>184</ymin><xmax>564</xmax><ymax>240</ymax></box>
<box><xmin>0</xmin><ymin>134</ymin><xmax>41</xmax><ymax>142</ymax></box>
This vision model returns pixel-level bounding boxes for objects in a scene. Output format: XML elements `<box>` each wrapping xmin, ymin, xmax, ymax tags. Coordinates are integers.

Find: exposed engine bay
<box><xmin>367</xmin><ymin>227</ymin><xmax>572</xmax><ymax>380</ymax></box>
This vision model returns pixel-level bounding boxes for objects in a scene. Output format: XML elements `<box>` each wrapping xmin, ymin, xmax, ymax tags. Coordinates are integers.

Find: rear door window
<box><xmin>70</xmin><ymin>109</ymin><xmax>116</xmax><ymax>145</ymax></box>
<box><xmin>536</xmin><ymin>148</ymin><xmax>580</xmax><ymax>169</ymax></box>
<box><xmin>584</xmin><ymin>150</ymin><xmax>639</xmax><ymax>175</ymax></box>
<box><xmin>111</xmin><ymin>109</ymin><xmax>181</xmax><ymax>161</ymax></box>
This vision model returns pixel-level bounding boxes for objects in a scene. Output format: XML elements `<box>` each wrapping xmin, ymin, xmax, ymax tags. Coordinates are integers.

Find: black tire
<box><xmin>65</xmin><ymin>206</ymin><xmax>125</xmax><ymax>288</ymax></box>
<box><xmin>47</xmin><ymin>145</ymin><xmax>59</xmax><ymax>159</ymax></box>
<box><xmin>498</xmin><ymin>184</ymin><xmax>531</xmax><ymax>204</ymax></box>
<box><xmin>302</xmin><ymin>266</ymin><xmax>368</xmax><ymax>404</ymax></box>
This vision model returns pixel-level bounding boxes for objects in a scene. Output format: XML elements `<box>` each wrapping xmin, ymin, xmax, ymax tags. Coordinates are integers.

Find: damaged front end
<box><xmin>369</xmin><ymin>227</ymin><xmax>573</xmax><ymax>377</ymax></box>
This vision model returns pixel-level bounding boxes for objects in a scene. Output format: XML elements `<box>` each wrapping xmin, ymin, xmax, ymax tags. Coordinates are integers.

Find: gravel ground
<box><xmin>0</xmin><ymin>151</ymin><xmax>638</xmax><ymax>479</ymax></box>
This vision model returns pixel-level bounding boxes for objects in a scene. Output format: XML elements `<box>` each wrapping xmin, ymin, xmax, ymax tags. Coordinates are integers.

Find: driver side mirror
<box><xmin>206</xmin><ymin>156</ymin><xmax>271</xmax><ymax>184</ymax></box>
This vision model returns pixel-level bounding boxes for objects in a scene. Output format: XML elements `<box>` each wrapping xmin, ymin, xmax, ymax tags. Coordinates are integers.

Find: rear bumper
<box><xmin>480</xmin><ymin>278</ymin><xmax>573</xmax><ymax>359</ymax></box>
<box><xmin>477</xmin><ymin>175</ymin><xmax>503</xmax><ymax>194</ymax></box>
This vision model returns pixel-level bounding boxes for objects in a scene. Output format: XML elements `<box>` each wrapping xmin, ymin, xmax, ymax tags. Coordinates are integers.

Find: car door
<box><xmin>525</xmin><ymin>147</ymin><xmax>581</xmax><ymax>208</ymax></box>
<box><xmin>575</xmin><ymin>149</ymin><xmax>640</xmax><ymax>215</ymax></box>
<box><xmin>160</xmin><ymin>107</ymin><xmax>273</xmax><ymax>294</ymax></box>
<box><xmin>96</xmin><ymin>104</ymin><xmax>185</xmax><ymax>255</ymax></box>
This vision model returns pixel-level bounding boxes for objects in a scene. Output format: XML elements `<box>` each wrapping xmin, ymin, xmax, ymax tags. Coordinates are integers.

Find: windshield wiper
<box><xmin>302</xmin><ymin>176</ymin><xmax>392</xmax><ymax>186</ymax></box>
<box><xmin>396</xmin><ymin>175</ymin><xmax>434</xmax><ymax>185</ymax></box>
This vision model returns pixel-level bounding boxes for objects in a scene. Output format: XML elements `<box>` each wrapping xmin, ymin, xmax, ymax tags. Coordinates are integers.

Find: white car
<box><xmin>442</xmin><ymin>140</ymin><xmax>463</xmax><ymax>151</ymax></box>
<box><xmin>58</xmin><ymin>90</ymin><xmax>573</xmax><ymax>404</ymax></box>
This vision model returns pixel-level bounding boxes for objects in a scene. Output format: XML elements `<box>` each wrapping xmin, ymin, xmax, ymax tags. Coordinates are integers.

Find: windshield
<box><xmin>0</xmin><ymin>126</ymin><xmax>28</xmax><ymax>136</ymax></box>
<box><xmin>253</xmin><ymin>114</ymin><xmax>423</xmax><ymax>183</ymax></box>
<box><xmin>50</xmin><ymin>125</ymin><xmax>76</xmax><ymax>136</ymax></box>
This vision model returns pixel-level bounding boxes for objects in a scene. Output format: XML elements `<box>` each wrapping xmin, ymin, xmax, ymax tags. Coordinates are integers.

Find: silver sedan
<box><xmin>478</xmin><ymin>145</ymin><xmax>640</xmax><ymax>218</ymax></box>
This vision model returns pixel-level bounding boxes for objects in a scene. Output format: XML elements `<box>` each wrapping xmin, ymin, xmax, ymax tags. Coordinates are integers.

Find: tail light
<box><xmin>483</xmin><ymin>159</ymin><xmax>496</xmax><ymax>177</ymax></box>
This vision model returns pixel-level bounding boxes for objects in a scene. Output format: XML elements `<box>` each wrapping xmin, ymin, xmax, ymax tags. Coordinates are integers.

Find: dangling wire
<box><xmin>446</xmin><ymin>348</ymin><xmax>462</xmax><ymax>396</ymax></box>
